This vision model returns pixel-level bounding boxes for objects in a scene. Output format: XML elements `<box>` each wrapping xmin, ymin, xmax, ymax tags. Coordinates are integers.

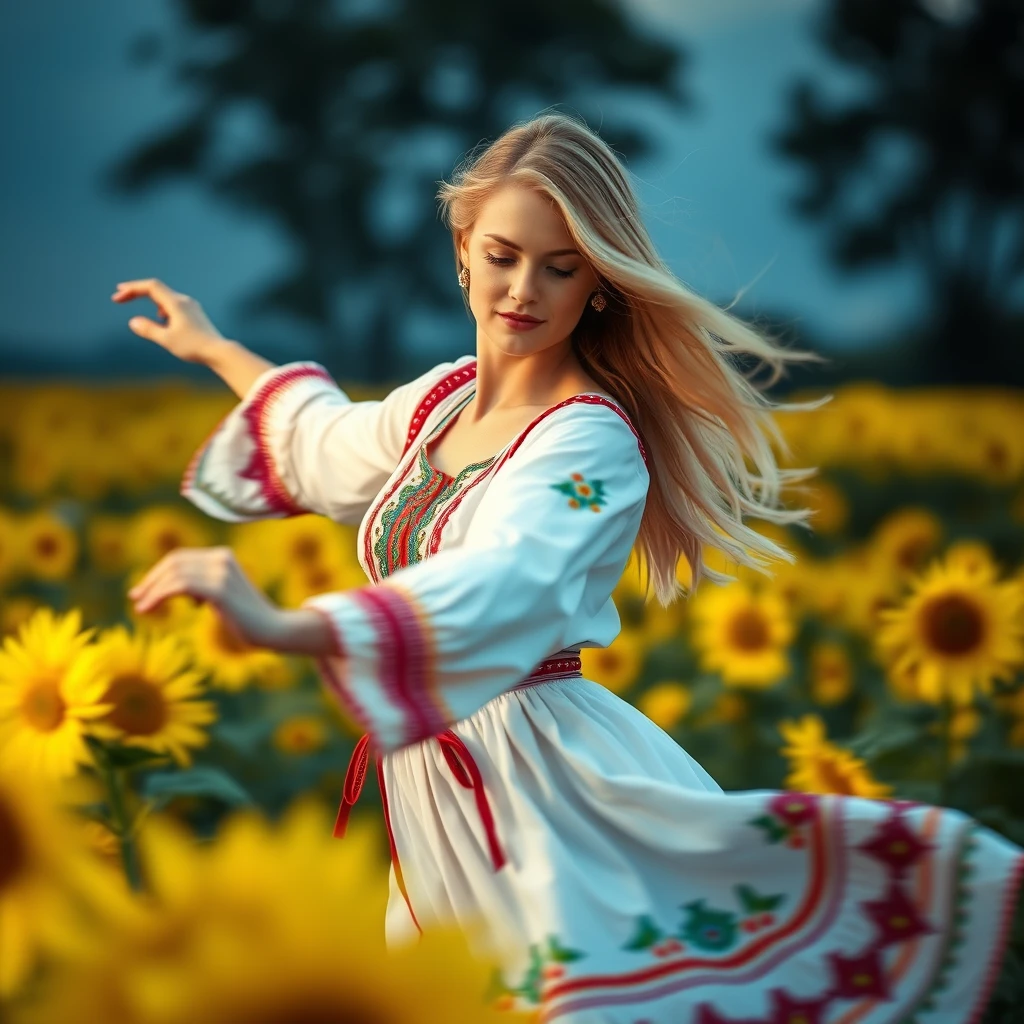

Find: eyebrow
<box><xmin>483</xmin><ymin>234</ymin><xmax>580</xmax><ymax>257</ymax></box>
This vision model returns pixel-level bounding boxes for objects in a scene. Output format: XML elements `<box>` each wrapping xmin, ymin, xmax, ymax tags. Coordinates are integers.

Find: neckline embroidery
<box><xmin>420</xmin><ymin>382</ymin><xmax>623</xmax><ymax>482</ymax></box>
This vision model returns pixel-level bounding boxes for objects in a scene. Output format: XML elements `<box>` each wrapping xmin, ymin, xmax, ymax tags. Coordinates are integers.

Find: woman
<box><xmin>116</xmin><ymin>112</ymin><xmax>1021</xmax><ymax>1023</ymax></box>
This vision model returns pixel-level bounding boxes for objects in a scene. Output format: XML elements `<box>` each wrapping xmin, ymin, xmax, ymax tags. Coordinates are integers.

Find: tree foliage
<box><xmin>771</xmin><ymin>0</ymin><xmax>1024</xmax><ymax>383</ymax></box>
<box><xmin>105</xmin><ymin>0</ymin><xmax>689</xmax><ymax>380</ymax></box>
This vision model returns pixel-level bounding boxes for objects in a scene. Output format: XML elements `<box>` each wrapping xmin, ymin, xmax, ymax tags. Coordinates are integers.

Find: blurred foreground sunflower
<box><xmin>875</xmin><ymin>554</ymin><xmax>1024</xmax><ymax>704</ymax></box>
<box><xmin>8</xmin><ymin>798</ymin><xmax>531</xmax><ymax>1024</ymax></box>
<box><xmin>0</xmin><ymin>608</ymin><xmax>111</xmax><ymax>780</ymax></box>
<box><xmin>779</xmin><ymin>715</ymin><xmax>892</xmax><ymax>799</ymax></box>
<box><xmin>75</xmin><ymin>625</ymin><xmax>217</xmax><ymax>768</ymax></box>
<box><xmin>0</xmin><ymin>770</ymin><xmax>132</xmax><ymax>1000</ymax></box>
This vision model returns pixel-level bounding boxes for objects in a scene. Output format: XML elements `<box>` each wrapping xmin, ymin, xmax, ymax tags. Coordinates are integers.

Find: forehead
<box><xmin>473</xmin><ymin>185</ymin><xmax>571</xmax><ymax>245</ymax></box>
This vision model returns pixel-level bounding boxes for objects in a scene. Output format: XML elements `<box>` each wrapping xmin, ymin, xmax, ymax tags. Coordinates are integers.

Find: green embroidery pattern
<box><xmin>551</xmin><ymin>473</ymin><xmax>607</xmax><ymax>512</ymax></box>
<box><xmin>372</xmin><ymin>446</ymin><xmax>493</xmax><ymax>577</ymax></box>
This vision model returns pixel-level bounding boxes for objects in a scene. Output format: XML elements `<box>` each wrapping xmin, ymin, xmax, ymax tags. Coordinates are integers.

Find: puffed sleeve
<box><xmin>180</xmin><ymin>356</ymin><xmax>474</xmax><ymax>525</ymax></box>
<box><xmin>301</xmin><ymin>402</ymin><xmax>649</xmax><ymax>753</ymax></box>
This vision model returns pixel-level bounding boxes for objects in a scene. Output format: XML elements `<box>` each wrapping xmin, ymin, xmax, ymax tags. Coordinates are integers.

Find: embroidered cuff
<box><xmin>181</xmin><ymin>361</ymin><xmax>335</xmax><ymax>522</ymax></box>
<box><xmin>301</xmin><ymin>585</ymin><xmax>450</xmax><ymax>752</ymax></box>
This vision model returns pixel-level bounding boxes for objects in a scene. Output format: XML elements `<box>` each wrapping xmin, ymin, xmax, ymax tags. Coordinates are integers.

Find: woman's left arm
<box><xmin>127</xmin><ymin>546</ymin><xmax>339</xmax><ymax>656</ymax></box>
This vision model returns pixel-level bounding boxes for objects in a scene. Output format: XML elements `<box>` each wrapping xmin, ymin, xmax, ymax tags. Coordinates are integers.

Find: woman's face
<box><xmin>458</xmin><ymin>184</ymin><xmax>600</xmax><ymax>356</ymax></box>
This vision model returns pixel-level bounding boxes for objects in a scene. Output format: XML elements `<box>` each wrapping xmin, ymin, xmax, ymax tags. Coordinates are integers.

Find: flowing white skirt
<box><xmin>374</xmin><ymin>676</ymin><xmax>1021</xmax><ymax>1023</ymax></box>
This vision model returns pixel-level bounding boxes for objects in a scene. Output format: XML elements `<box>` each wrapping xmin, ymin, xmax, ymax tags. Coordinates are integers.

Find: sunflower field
<box><xmin>1</xmin><ymin>374</ymin><xmax>1023</xmax><ymax>1021</ymax></box>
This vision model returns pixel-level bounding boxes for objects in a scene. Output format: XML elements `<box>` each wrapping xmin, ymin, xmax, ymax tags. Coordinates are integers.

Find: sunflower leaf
<box><xmin>845</xmin><ymin>722</ymin><xmax>923</xmax><ymax>760</ymax></box>
<box><xmin>140</xmin><ymin>767</ymin><xmax>254</xmax><ymax>808</ymax></box>
<box><xmin>105</xmin><ymin>746</ymin><xmax>176</xmax><ymax>771</ymax></box>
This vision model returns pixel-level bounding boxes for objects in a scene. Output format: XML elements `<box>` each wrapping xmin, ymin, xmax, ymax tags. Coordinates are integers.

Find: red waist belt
<box><xmin>332</xmin><ymin>652</ymin><xmax>583</xmax><ymax>875</ymax></box>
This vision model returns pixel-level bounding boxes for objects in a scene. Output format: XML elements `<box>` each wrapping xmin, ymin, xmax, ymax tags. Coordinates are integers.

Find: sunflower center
<box><xmin>21</xmin><ymin>678</ymin><xmax>66</xmax><ymax>732</ymax></box>
<box><xmin>214</xmin><ymin>617</ymin><xmax>255</xmax><ymax>654</ymax></box>
<box><xmin>306</xmin><ymin>568</ymin><xmax>331</xmax><ymax>590</ymax></box>
<box><xmin>235</xmin><ymin>998</ymin><xmax>385</xmax><ymax>1024</ymax></box>
<box><xmin>896</xmin><ymin>536</ymin><xmax>932</xmax><ymax>571</ymax></box>
<box><xmin>34</xmin><ymin>533</ymin><xmax>59</xmax><ymax>559</ymax></box>
<box><xmin>812</xmin><ymin>756</ymin><xmax>856</xmax><ymax>796</ymax></box>
<box><xmin>292</xmin><ymin>537</ymin><xmax>321</xmax><ymax>563</ymax></box>
<box><xmin>0</xmin><ymin>797</ymin><xmax>27</xmax><ymax>891</ymax></box>
<box><xmin>921</xmin><ymin>593</ymin><xmax>985</xmax><ymax>656</ymax></box>
<box><xmin>105</xmin><ymin>675</ymin><xmax>168</xmax><ymax>735</ymax></box>
<box><xmin>727</xmin><ymin>609</ymin><xmax>770</xmax><ymax>651</ymax></box>
<box><xmin>155</xmin><ymin>530</ymin><xmax>182</xmax><ymax>556</ymax></box>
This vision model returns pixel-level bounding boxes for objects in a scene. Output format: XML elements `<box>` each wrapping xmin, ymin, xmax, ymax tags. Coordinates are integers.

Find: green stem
<box><xmin>938</xmin><ymin>693</ymin><xmax>952</xmax><ymax>808</ymax></box>
<box><xmin>101</xmin><ymin>762</ymin><xmax>143</xmax><ymax>892</ymax></box>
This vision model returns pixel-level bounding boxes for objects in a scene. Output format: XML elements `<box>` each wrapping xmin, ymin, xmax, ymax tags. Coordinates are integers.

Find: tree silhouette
<box><xmin>771</xmin><ymin>0</ymin><xmax>1024</xmax><ymax>384</ymax></box>
<box><xmin>104</xmin><ymin>0</ymin><xmax>690</xmax><ymax>382</ymax></box>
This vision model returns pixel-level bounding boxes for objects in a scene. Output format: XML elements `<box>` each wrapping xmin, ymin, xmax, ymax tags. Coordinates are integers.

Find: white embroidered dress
<box><xmin>182</xmin><ymin>355</ymin><xmax>1023</xmax><ymax>1024</ymax></box>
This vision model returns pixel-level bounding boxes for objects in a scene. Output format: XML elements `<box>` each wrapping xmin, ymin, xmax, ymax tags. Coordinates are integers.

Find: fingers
<box><xmin>112</xmin><ymin>278</ymin><xmax>179</xmax><ymax>305</ymax></box>
<box><xmin>129</xmin><ymin>548</ymin><xmax>232</xmax><ymax>611</ymax></box>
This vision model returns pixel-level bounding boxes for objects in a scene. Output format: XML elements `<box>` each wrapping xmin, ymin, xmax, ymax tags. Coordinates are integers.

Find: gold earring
<box><xmin>458</xmin><ymin>267</ymin><xmax>470</xmax><ymax>288</ymax></box>
<box><xmin>590</xmin><ymin>290</ymin><xmax>606</xmax><ymax>312</ymax></box>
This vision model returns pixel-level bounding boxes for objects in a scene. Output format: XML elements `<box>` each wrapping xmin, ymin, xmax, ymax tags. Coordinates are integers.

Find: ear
<box><xmin>457</xmin><ymin>233</ymin><xmax>470</xmax><ymax>269</ymax></box>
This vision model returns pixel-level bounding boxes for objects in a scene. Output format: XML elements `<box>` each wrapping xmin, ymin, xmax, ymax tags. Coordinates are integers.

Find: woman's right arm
<box><xmin>112</xmin><ymin>277</ymin><xmax>275</xmax><ymax>398</ymax></box>
<box><xmin>203</xmin><ymin>338</ymin><xmax>277</xmax><ymax>400</ymax></box>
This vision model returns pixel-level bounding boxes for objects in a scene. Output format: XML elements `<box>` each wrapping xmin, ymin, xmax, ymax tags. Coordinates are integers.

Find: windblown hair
<box><xmin>436</xmin><ymin>110</ymin><xmax>830</xmax><ymax>607</ymax></box>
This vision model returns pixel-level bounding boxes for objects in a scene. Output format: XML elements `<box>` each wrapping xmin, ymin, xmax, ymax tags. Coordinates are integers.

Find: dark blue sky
<box><xmin>0</xmin><ymin>0</ymin><xmax>925</xmax><ymax>371</ymax></box>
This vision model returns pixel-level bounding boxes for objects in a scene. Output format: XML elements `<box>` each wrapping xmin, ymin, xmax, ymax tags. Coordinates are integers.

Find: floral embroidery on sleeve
<box><xmin>551</xmin><ymin>473</ymin><xmax>607</xmax><ymax>512</ymax></box>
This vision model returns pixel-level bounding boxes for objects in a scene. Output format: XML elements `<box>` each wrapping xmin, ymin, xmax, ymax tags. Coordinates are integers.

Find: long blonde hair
<box><xmin>436</xmin><ymin>110</ymin><xmax>830</xmax><ymax>607</ymax></box>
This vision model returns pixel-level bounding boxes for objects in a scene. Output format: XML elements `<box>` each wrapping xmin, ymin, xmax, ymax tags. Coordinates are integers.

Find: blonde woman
<box><xmin>118</xmin><ymin>112</ymin><xmax>1021</xmax><ymax>1023</ymax></box>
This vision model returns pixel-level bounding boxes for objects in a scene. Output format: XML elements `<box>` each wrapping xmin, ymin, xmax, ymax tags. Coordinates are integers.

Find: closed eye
<box><xmin>483</xmin><ymin>252</ymin><xmax>576</xmax><ymax>279</ymax></box>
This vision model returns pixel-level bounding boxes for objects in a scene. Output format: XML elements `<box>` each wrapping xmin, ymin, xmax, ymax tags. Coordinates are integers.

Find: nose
<box><xmin>508</xmin><ymin>264</ymin><xmax>540</xmax><ymax>306</ymax></box>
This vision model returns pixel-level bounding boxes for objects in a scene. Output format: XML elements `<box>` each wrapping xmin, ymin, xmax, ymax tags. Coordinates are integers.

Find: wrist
<box><xmin>265</xmin><ymin>607</ymin><xmax>340</xmax><ymax>658</ymax></box>
<box><xmin>201</xmin><ymin>336</ymin><xmax>241</xmax><ymax>371</ymax></box>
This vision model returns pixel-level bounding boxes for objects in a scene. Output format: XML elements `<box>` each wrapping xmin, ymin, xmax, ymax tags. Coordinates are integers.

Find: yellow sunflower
<box><xmin>0</xmin><ymin>608</ymin><xmax>111</xmax><ymax>781</ymax></box>
<box><xmin>77</xmin><ymin>625</ymin><xmax>217</xmax><ymax>769</ymax></box>
<box><xmin>637</xmin><ymin>681</ymin><xmax>691</xmax><ymax>732</ymax></box>
<box><xmin>869</xmin><ymin>507</ymin><xmax>944</xmax><ymax>578</ymax></box>
<box><xmin>271</xmin><ymin>714</ymin><xmax>329</xmax><ymax>755</ymax></box>
<box><xmin>0</xmin><ymin>770</ymin><xmax>134</xmax><ymax>1000</ymax></box>
<box><xmin>0</xmin><ymin>505</ymin><xmax>22</xmax><ymax>585</ymax></box>
<box><xmin>187</xmin><ymin>604</ymin><xmax>294</xmax><ymax>692</ymax></box>
<box><xmin>875</xmin><ymin>554</ymin><xmax>1024</xmax><ymax>704</ymax></box>
<box><xmin>779</xmin><ymin>715</ymin><xmax>892</xmax><ymax>799</ymax></box>
<box><xmin>128</xmin><ymin>506</ymin><xmax>215</xmax><ymax>569</ymax></box>
<box><xmin>690</xmin><ymin>581</ymin><xmax>794</xmax><ymax>688</ymax></box>
<box><xmin>277</xmin><ymin>554</ymin><xmax>365</xmax><ymax>610</ymax></box>
<box><xmin>944</xmin><ymin>539</ymin><xmax>999</xmax><ymax>583</ymax></box>
<box><xmin>1</xmin><ymin>596</ymin><xmax>40</xmax><ymax>638</ymax></box>
<box><xmin>581</xmin><ymin>626</ymin><xmax>644</xmax><ymax>695</ymax></box>
<box><xmin>9</xmin><ymin>799</ymin><xmax>530</xmax><ymax>1024</ymax></box>
<box><xmin>19</xmin><ymin>508</ymin><xmax>79</xmax><ymax>582</ymax></box>
<box><xmin>87</xmin><ymin>514</ymin><xmax>134</xmax><ymax>575</ymax></box>
<box><xmin>808</xmin><ymin>641</ymin><xmax>854</xmax><ymax>705</ymax></box>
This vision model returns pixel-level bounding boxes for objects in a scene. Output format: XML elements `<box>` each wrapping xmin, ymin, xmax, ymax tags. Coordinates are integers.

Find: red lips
<box><xmin>498</xmin><ymin>311</ymin><xmax>543</xmax><ymax>323</ymax></box>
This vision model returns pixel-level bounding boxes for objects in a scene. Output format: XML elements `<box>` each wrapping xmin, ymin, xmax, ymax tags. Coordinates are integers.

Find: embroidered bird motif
<box><xmin>551</xmin><ymin>473</ymin><xmax>607</xmax><ymax>512</ymax></box>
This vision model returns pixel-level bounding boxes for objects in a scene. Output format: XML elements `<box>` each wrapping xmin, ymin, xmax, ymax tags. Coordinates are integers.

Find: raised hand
<box><xmin>111</xmin><ymin>278</ymin><xmax>227</xmax><ymax>365</ymax></box>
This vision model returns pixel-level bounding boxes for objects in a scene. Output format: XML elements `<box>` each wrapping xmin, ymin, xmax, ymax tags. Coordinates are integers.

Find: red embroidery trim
<box><xmin>968</xmin><ymin>851</ymin><xmax>1024</xmax><ymax>1024</ymax></box>
<box><xmin>350</xmin><ymin>586</ymin><xmax>446</xmax><ymax>744</ymax></box>
<box><xmin>401</xmin><ymin>362</ymin><xmax>478</xmax><ymax>457</ymax></box>
<box><xmin>543</xmin><ymin>805</ymin><xmax>836</xmax><ymax>1003</ymax></box>
<box><xmin>235</xmin><ymin>364</ymin><xmax>335</xmax><ymax>515</ymax></box>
